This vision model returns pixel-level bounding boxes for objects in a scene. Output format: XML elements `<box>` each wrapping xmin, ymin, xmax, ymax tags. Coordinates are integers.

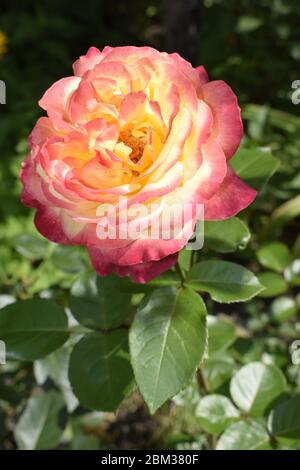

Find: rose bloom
<box><xmin>20</xmin><ymin>46</ymin><xmax>256</xmax><ymax>283</ymax></box>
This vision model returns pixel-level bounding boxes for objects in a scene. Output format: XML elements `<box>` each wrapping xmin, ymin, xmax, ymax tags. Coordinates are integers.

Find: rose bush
<box><xmin>20</xmin><ymin>46</ymin><xmax>256</xmax><ymax>283</ymax></box>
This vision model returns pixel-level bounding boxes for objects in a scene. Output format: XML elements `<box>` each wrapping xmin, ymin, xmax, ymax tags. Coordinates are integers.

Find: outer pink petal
<box><xmin>162</xmin><ymin>61</ymin><xmax>198</xmax><ymax>112</ymax></box>
<box><xmin>87</xmin><ymin>215</ymin><xmax>195</xmax><ymax>267</ymax></box>
<box><xmin>34</xmin><ymin>204</ymin><xmax>89</xmax><ymax>246</ymax></box>
<box><xmin>202</xmin><ymin>80</ymin><xmax>243</xmax><ymax>160</ymax></box>
<box><xmin>20</xmin><ymin>157</ymin><xmax>48</xmax><ymax>208</ymax></box>
<box><xmin>88</xmin><ymin>247</ymin><xmax>178</xmax><ymax>283</ymax></box>
<box><xmin>39</xmin><ymin>77</ymin><xmax>81</xmax><ymax>117</ymax></box>
<box><xmin>28</xmin><ymin>117</ymin><xmax>56</xmax><ymax>146</ymax></box>
<box><xmin>167</xmin><ymin>53</ymin><xmax>208</xmax><ymax>91</ymax></box>
<box><xmin>101</xmin><ymin>46</ymin><xmax>161</xmax><ymax>64</ymax></box>
<box><xmin>125</xmin><ymin>254</ymin><xmax>178</xmax><ymax>283</ymax></box>
<box><xmin>165</xmin><ymin>139</ymin><xmax>227</xmax><ymax>208</ymax></box>
<box><xmin>68</xmin><ymin>79</ymin><xmax>96</xmax><ymax>123</ymax></box>
<box><xmin>91</xmin><ymin>61</ymin><xmax>132</xmax><ymax>92</ymax></box>
<box><xmin>34</xmin><ymin>206</ymin><xmax>71</xmax><ymax>244</ymax></box>
<box><xmin>196</xmin><ymin>66</ymin><xmax>209</xmax><ymax>84</ymax></box>
<box><xmin>72</xmin><ymin>47</ymin><xmax>103</xmax><ymax>77</ymax></box>
<box><xmin>196</xmin><ymin>140</ymin><xmax>227</xmax><ymax>200</ymax></box>
<box><xmin>204</xmin><ymin>168</ymin><xmax>257</xmax><ymax>220</ymax></box>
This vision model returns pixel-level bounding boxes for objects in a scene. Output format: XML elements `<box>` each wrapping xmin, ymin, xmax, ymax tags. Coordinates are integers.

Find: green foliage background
<box><xmin>0</xmin><ymin>0</ymin><xmax>300</xmax><ymax>450</ymax></box>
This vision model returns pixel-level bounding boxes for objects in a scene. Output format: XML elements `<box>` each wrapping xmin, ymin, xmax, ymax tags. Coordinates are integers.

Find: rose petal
<box><xmin>202</xmin><ymin>80</ymin><xmax>243</xmax><ymax>159</ymax></box>
<box><xmin>204</xmin><ymin>167</ymin><xmax>257</xmax><ymax>220</ymax></box>
<box><xmin>73</xmin><ymin>46</ymin><xmax>103</xmax><ymax>77</ymax></box>
<box><xmin>88</xmin><ymin>247</ymin><xmax>178</xmax><ymax>283</ymax></box>
<box><xmin>39</xmin><ymin>77</ymin><xmax>81</xmax><ymax>118</ymax></box>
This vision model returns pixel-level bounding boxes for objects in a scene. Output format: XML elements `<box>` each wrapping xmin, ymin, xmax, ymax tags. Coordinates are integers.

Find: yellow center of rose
<box><xmin>118</xmin><ymin>127</ymin><xmax>147</xmax><ymax>164</ymax></box>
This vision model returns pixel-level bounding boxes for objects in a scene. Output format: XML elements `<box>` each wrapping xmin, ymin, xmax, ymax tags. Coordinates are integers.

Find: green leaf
<box><xmin>236</xmin><ymin>16</ymin><xmax>263</xmax><ymax>33</ymax></box>
<box><xmin>186</xmin><ymin>261</ymin><xmax>264</xmax><ymax>303</ymax></box>
<box><xmin>0</xmin><ymin>299</ymin><xmax>69</xmax><ymax>361</ymax></box>
<box><xmin>207</xmin><ymin>315</ymin><xmax>236</xmax><ymax>355</ymax></box>
<box><xmin>204</xmin><ymin>218</ymin><xmax>250</xmax><ymax>253</ymax></box>
<box><xmin>270</xmin><ymin>296</ymin><xmax>298</xmax><ymax>323</ymax></box>
<box><xmin>34</xmin><ymin>348</ymin><xmax>78</xmax><ymax>412</ymax></box>
<box><xmin>51</xmin><ymin>245</ymin><xmax>86</xmax><ymax>273</ymax></box>
<box><xmin>293</xmin><ymin>234</ymin><xmax>300</xmax><ymax>258</ymax></box>
<box><xmin>230</xmin><ymin>362</ymin><xmax>286</xmax><ymax>416</ymax></box>
<box><xmin>70</xmin><ymin>413</ymin><xmax>107</xmax><ymax>450</ymax></box>
<box><xmin>26</xmin><ymin>260</ymin><xmax>75</xmax><ymax>295</ymax></box>
<box><xmin>243</xmin><ymin>105</ymin><xmax>299</xmax><ymax>133</ymax></box>
<box><xmin>148</xmin><ymin>271</ymin><xmax>181</xmax><ymax>288</ymax></box>
<box><xmin>284</xmin><ymin>260</ymin><xmax>300</xmax><ymax>286</ymax></box>
<box><xmin>196</xmin><ymin>394</ymin><xmax>239</xmax><ymax>434</ymax></box>
<box><xmin>12</xmin><ymin>234</ymin><xmax>49</xmax><ymax>261</ymax></box>
<box><xmin>247</xmin><ymin>105</ymin><xmax>268</xmax><ymax>140</ymax></box>
<box><xmin>269</xmin><ymin>195</ymin><xmax>300</xmax><ymax>233</ymax></box>
<box><xmin>70</xmin><ymin>272</ymin><xmax>131</xmax><ymax>329</ymax></box>
<box><xmin>284</xmin><ymin>173</ymin><xmax>300</xmax><ymax>191</ymax></box>
<box><xmin>14</xmin><ymin>391</ymin><xmax>66</xmax><ymax>450</ymax></box>
<box><xmin>230</xmin><ymin>147</ymin><xmax>279</xmax><ymax>191</ymax></box>
<box><xmin>0</xmin><ymin>294</ymin><xmax>15</xmax><ymax>309</ymax></box>
<box><xmin>231</xmin><ymin>338</ymin><xmax>263</xmax><ymax>365</ymax></box>
<box><xmin>69</xmin><ymin>330</ymin><xmax>133</xmax><ymax>411</ymax></box>
<box><xmin>71</xmin><ymin>426</ymin><xmax>101</xmax><ymax>450</ymax></box>
<box><xmin>268</xmin><ymin>396</ymin><xmax>300</xmax><ymax>439</ymax></box>
<box><xmin>257</xmin><ymin>242</ymin><xmax>292</xmax><ymax>272</ymax></box>
<box><xmin>202</xmin><ymin>358</ymin><xmax>237</xmax><ymax>392</ymax></box>
<box><xmin>257</xmin><ymin>272</ymin><xmax>288</xmax><ymax>298</ymax></box>
<box><xmin>129</xmin><ymin>287</ymin><xmax>207</xmax><ymax>413</ymax></box>
<box><xmin>296</xmin><ymin>293</ymin><xmax>300</xmax><ymax>309</ymax></box>
<box><xmin>178</xmin><ymin>249</ymin><xmax>192</xmax><ymax>271</ymax></box>
<box><xmin>117</xmin><ymin>271</ymin><xmax>181</xmax><ymax>294</ymax></box>
<box><xmin>216</xmin><ymin>420</ymin><xmax>271</xmax><ymax>450</ymax></box>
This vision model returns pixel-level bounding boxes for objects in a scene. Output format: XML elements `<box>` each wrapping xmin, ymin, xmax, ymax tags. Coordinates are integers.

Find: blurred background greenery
<box><xmin>0</xmin><ymin>0</ymin><xmax>300</xmax><ymax>450</ymax></box>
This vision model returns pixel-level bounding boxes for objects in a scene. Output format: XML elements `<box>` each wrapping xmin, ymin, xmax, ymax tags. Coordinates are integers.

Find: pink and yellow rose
<box><xmin>20</xmin><ymin>46</ymin><xmax>256</xmax><ymax>283</ymax></box>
